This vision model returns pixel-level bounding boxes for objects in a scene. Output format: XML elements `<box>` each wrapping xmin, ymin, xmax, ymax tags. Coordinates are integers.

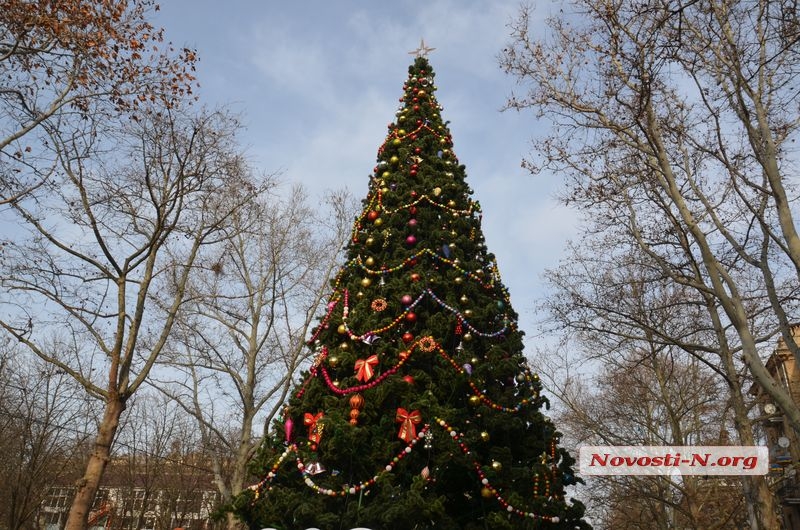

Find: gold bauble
<box><xmin>356</xmin><ymin>291</ymin><xmax>364</xmax><ymax>298</ymax></box>
<box><xmin>390</xmin><ymin>155</ymin><xmax>399</xmax><ymax>164</ymax></box>
<box><xmin>374</xmin><ymin>218</ymin><xmax>383</xmax><ymax>227</ymax></box>
<box><xmin>481</xmin><ymin>487</ymin><xmax>493</xmax><ymax>498</ymax></box>
<box><xmin>328</xmin><ymin>355</ymin><xmax>339</xmax><ymax>367</ymax></box>
<box><xmin>381</xmin><ymin>187</ymin><xmax>389</xmax><ymax>193</ymax></box>
<box><xmin>460</xmin><ymin>295</ymin><xmax>469</xmax><ymax>304</ymax></box>
<box><xmin>464</xmin><ymin>309</ymin><xmax>473</xmax><ymax>317</ymax></box>
<box><xmin>337</xmin><ymin>324</ymin><xmax>347</xmax><ymax>334</ymax></box>
<box><xmin>340</xmin><ymin>342</ymin><xmax>350</xmax><ymax>351</ymax></box>
<box><xmin>454</xmin><ymin>277</ymin><xmax>463</xmax><ymax>285</ymax></box>
<box><xmin>463</xmin><ymin>333</ymin><xmax>473</xmax><ymax>342</ymax></box>
<box><xmin>491</xmin><ymin>460</ymin><xmax>502</xmax><ymax>471</ymax></box>
<box><xmin>480</xmin><ymin>431</ymin><xmax>490</xmax><ymax>442</ymax></box>
<box><xmin>433</xmin><ymin>187</ymin><xmax>442</xmax><ymax>196</ymax></box>
<box><xmin>365</xmin><ymin>257</ymin><xmax>375</xmax><ymax>266</ymax></box>
<box><xmin>448</xmin><ymin>200</ymin><xmax>456</xmax><ymax>207</ymax></box>
<box><xmin>469</xmin><ymin>395</ymin><xmax>481</xmax><ymax>406</ymax></box>
<box><xmin>366</xmin><ymin>237</ymin><xmax>375</xmax><ymax>246</ymax></box>
<box><xmin>361</xmin><ymin>277</ymin><xmax>372</xmax><ymax>287</ymax></box>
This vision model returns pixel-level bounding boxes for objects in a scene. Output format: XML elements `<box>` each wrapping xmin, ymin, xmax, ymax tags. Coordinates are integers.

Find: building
<box><xmin>753</xmin><ymin>325</ymin><xmax>800</xmax><ymax>528</ymax></box>
<box><xmin>37</xmin><ymin>455</ymin><xmax>224</xmax><ymax>530</ymax></box>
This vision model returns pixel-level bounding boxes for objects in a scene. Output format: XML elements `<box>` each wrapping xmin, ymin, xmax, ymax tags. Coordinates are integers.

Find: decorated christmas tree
<box><xmin>232</xmin><ymin>49</ymin><xmax>589</xmax><ymax>530</ymax></box>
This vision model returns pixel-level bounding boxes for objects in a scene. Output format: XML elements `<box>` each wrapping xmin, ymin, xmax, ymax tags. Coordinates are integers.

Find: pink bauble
<box><xmin>401</xmin><ymin>294</ymin><xmax>413</xmax><ymax>306</ymax></box>
<box><xmin>284</xmin><ymin>417</ymin><xmax>294</xmax><ymax>442</ymax></box>
<box><xmin>406</xmin><ymin>235</ymin><xmax>417</xmax><ymax>246</ymax></box>
<box><xmin>408</xmin><ymin>218</ymin><xmax>418</xmax><ymax>228</ymax></box>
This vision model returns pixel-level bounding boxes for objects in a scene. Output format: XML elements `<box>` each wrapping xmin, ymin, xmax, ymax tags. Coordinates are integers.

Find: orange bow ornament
<box><xmin>354</xmin><ymin>355</ymin><xmax>379</xmax><ymax>382</ymax></box>
<box><xmin>304</xmin><ymin>412</ymin><xmax>324</xmax><ymax>444</ymax></box>
<box><xmin>395</xmin><ymin>408</ymin><xmax>422</xmax><ymax>443</ymax></box>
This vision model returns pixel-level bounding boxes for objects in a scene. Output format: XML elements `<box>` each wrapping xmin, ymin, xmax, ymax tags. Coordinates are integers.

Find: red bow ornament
<box><xmin>395</xmin><ymin>408</ymin><xmax>422</xmax><ymax>443</ymax></box>
<box><xmin>304</xmin><ymin>412</ymin><xmax>324</xmax><ymax>444</ymax></box>
<box><xmin>354</xmin><ymin>355</ymin><xmax>379</xmax><ymax>382</ymax></box>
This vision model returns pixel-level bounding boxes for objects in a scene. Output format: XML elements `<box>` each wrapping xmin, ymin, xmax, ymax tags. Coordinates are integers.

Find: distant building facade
<box><xmin>37</xmin><ymin>456</ymin><xmax>224</xmax><ymax>530</ymax></box>
<box><xmin>753</xmin><ymin>325</ymin><xmax>800</xmax><ymax>529</ymax></box>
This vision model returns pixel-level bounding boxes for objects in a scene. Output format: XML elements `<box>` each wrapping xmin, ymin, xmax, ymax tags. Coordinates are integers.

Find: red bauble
<box><xmin>410</xmin><ymin>191</ymin><xmax>418</xmax><ymax>198</ymax></box>
<box><xmin>405</xmin><ymin>235</ymin><xmax>417</xmax><ymax>246</ymax></box>
<box><xmin>367</xmin><ymin>210</ymin><xmax>379</xmax><ymax>221</ymax></box>
<box><xmin>405</xmin><ymin>312</ymin><xmax>417</xmax><ymax>323</ymax></box>
<box><xmin>414</xmin><ymin>105</ymin><xmax>420</xmax><ymax>111</ymax></box>
<box><xmin>403</xmin><ymin>375</ymin><xmax>415</xmax><ymax>385</ymax></box>
<box><xmin>415</xmin><ymin>147</ymin><xmax>422</xmax><ymax>154</ymax></box>
<box><xmin>401</xmin><ymin>294</ymin><xmax>413</xmax><ymax>305</ymax></box>
<box><xmin>410</xmin><ymin>273</ymin><xmax>421</xmax><ymax>282</ymax></box>
<box><xmin>409</xmin><ymin>206</ymin><xmax>418</xmax><ymax>215</ymax></box>
<box><xmin>402</xmin><ymin>332</ymin><xmax>414</xmax><ymax>343</ymax></box>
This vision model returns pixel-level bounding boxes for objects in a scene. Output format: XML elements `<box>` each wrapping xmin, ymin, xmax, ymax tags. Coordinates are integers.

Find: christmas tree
<box><xmin>232</xmin><ymin>50</ymin><xmax>589</xmax><ymax>530</ymax></box>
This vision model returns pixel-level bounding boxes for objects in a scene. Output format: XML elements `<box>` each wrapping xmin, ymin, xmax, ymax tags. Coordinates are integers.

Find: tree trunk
<box><xmin>64</xmin><ymin>397</ymin><xmax>125</xmax><ymax>530</ymax></box>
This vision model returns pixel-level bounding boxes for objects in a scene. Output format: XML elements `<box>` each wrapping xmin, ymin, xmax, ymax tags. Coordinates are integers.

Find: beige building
<box><xmin>37</xmin><ymin>456</ymin><xmax>223</xmax><ymax>530</ymax></box>
<box><xmin>753</xmin><ymin>326</ymin><xmax>800</xmax><ymax>529</ymax></box>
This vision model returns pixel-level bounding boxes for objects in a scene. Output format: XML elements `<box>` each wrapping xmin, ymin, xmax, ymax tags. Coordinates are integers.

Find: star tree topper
<box><xmin>409</xmin><ymin>38</ymin><xmax>436</xmax><ymax>58</ymax></box>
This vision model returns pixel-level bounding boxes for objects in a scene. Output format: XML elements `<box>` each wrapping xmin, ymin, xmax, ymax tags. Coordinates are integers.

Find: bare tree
<box><xmin>0</xmin><ymin>105</ymin><xmax>260</xmax><ymax>530</ymax></box>
<box><xmin>0</xmin><ymin>342</ymin><xmax>95</xmax><ymax>530</ymax></box>
<box><xmin>502</xmin><ymin>0</ymin><xmax>800</xmax><ymax>433</ymax></box>
<box><xmin>502</xmin><ymin>3</ymin><xmax>800</xmax><ymax>527</ymax></box>
<box><xmin>1</xmin><ymin>0</ymin><xmax>197</xmax><ymax>204</ymax></box>
<box><xmin>534</xmin><ymin>246</ymin><xmax>750</xmax><ymax>528</ymax></box>
<box><xmin>154</xmin><ymin>183</ymin><xmax>352</xmax><ymax>530</ymax></box>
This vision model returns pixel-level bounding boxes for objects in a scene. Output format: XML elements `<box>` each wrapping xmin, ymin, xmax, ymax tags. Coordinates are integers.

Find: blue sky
<box><xmin>153</xmin><ymin>0</ymin><xmax>579</xmax><ymax>343</ymax></box>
